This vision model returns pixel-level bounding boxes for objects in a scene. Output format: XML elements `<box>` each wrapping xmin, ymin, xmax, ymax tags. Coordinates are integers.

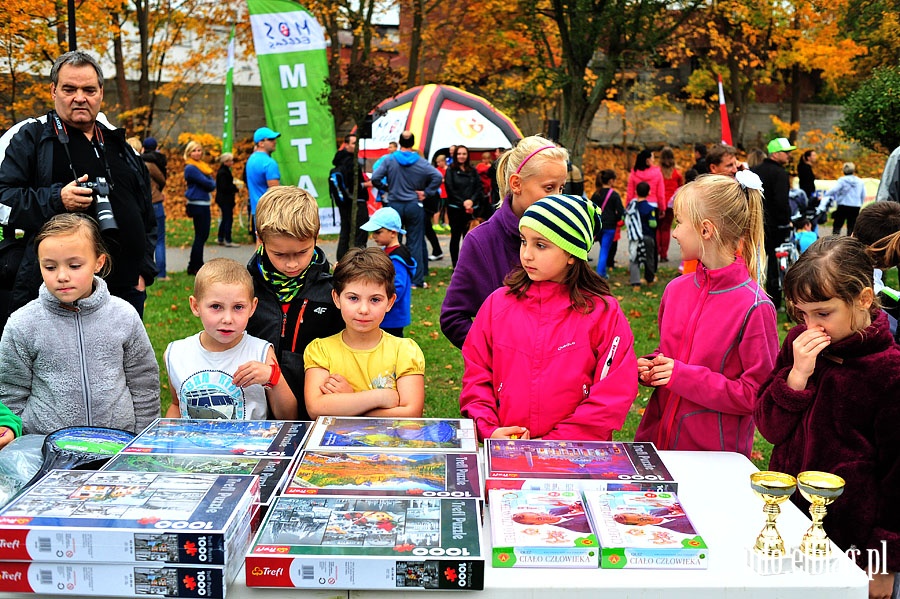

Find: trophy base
<box><xmin>746</xmin><ymin>547</ymin><xmax>793</xmax><ymax>575</ymax></box>
<box><xmin>794</xmin><ymin>549</ymin><xmax>840</xmax><ymax>575</ymax></box>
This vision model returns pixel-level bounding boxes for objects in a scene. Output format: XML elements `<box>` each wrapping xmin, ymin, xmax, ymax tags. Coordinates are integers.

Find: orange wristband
<box><xmin>263</xmin><ymin>362</ymin><xmax>281</xmax><ymax>389</ymax></box>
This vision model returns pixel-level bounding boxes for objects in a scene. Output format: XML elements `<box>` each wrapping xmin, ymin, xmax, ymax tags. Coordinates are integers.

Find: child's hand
<box><xmin>869</xmin><ymin>572</ymin><xmax>894</xmax><ymax>599</ymax></box>
<box><xmin>491</xmin><ymin>426</ymin><xmax>530</xmax><ymax>440</ymax></box>
<box><xmin>232</xmin><ymin>360</ymin><xmax>272</xmax><ymax>388</ymax></box>
<box><xmin>0</xmin><ymin>427</ymin><xmax>13</xmax><ymax>449</ymax></box>
<box><xmin>637</xmin><ymin>357</ymin><xmax>654</xmax><ymax>386</ymax></box>
<box><xmin>319</xmin><ymin>374</ymin><xmax>354</xmax><ymax>395</ymax></box>
<box><xmin>787</xmin><ymin>326</ymin><xmax>830</xmax><ymax>390</ymax></box>
<box><xmin>645</xmin><ymin>354</ymin><xmax>674</xmax><ymax>387</ymax></box>
<box><xmin>791</xmin><ymin>327</ymin><xmax>830</xmax><ymax>377</ymax></box>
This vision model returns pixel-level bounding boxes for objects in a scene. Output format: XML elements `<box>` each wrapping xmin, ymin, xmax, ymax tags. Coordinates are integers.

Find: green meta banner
<box><xmin>247</xmin><ymin>0</ymin><xmax>335</xmax><ymax>214</ymax></box>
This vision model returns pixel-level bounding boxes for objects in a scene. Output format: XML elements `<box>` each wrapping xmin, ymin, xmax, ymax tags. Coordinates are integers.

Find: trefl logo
<box><xmin>251</xmin><ymin>566</ymin><xmax>284</xmax><ymax>578</ymax></box>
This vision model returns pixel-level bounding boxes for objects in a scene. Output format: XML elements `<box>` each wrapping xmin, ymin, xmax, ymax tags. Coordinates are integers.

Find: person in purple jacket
<box><xmin>634</xmin><ymin>172</ymin><xmax>779</xmax><ymax>457</ymax></box>
<box><xmin>439</xmin><ymin>136</ymin><xmax>569</xmax><ymax>349</ymax></box>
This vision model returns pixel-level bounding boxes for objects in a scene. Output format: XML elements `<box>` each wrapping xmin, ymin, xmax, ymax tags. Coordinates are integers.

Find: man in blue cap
<box><xmin>245</xmin><ymin>126</ymin><xmax>281</xmax><ymax>239</ymax></box>
<box><xmin>751</xmin><ymin>137</ymin><xmax>796</xmax><ymax>310</ymax></box>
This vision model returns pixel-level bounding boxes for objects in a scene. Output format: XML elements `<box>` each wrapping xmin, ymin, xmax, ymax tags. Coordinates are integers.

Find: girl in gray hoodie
<box><xmin>0</xmin><ymin>214</ymin><xmax>159</xmax><ymax>434</ymax></box>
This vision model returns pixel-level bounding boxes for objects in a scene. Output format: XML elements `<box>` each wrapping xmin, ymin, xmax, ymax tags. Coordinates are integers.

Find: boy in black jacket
<box><xmin>246</xmin><ymin>187</ymin><xmax>344</xmax><ymax>420</ymax></box>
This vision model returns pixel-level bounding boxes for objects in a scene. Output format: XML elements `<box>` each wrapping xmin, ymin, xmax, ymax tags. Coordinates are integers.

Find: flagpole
<box><xmin>718</xmin><ymin>74</ymin><xmax>733</xmax><ymax>146</ymax></box>
<box><xmin>223</xmin><ymin>24</ymin><xmax>236</xmax><ymax>153</ymax></box>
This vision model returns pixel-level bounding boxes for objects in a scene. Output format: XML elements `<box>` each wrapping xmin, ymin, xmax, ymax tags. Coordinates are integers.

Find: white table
<box><xmin>226</xmin><ymin>450</ymin><xmax>868</xmax><ymax>598</ymax></box>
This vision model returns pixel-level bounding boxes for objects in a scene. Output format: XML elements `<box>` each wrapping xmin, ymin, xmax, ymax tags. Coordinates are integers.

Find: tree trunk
<box><xmin>55</xmin><ymin>0</ymin><xmax>66</xmax><ymax>49</ymax></box>
<box><xmin>789</xmin><ymin>63</ymin><xmax>801</xmax><ymax>144</ymax></box>
<box><xmin>112</xmin><ymin>19</ymin><xmax>132</xmax><ymax>115</ymax></box>
<box><xmin>132</xmin><ymin>0</ymin><xmax>151</xmax><ymax>131</ymax></box>
<box><xmin>407</xmin><ymin>0</ymin><xmax>423</xmax><ymax>87</ymax></box>
<box><xmin>727</xmin><ymin>56</ymin><xmax>745</xmax><ymax>144</ymax></box>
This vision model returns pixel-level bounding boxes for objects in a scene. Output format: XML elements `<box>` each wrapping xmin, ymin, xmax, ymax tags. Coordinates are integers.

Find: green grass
<box><xmin>144</xmin><ymin>252</ymin><xmax>791</xmax><ymax>469</ymax></box>
<box><xmin>165</xmin><ymin>217</ymin><xmax>338</xmax><ymax>248</ymax></box>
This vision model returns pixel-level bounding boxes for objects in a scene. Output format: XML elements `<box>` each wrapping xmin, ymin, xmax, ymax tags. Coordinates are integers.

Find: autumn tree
<box><xmin>520</xmin><ymin>0</ymin><xmax>703</xmax><ymax>167</ymax></box>
<box><xmin>412</xmin><ymin>0</ymin><xmax>552</xmax><ymax>118</ymax></box>
<box><xmin>663</xmin><ymin>0</ymin><xmax>787</xmax><ymax>144</ymax></box>
<box><xmin>775</xmin><ymin>0</ymin><xmax>866</xmax><ymax>143</ymax></box>
<box><xmin>307</xmin><ymin>0</ymin><xmax>401</xmax><ymax>131</ymax></box>
<box><xmin>669</xmin><ymin>0</ymin><xmax>866</xmax><ymax>145</ymax></box>
<box><xmin>841</xmin><ymin>0</ymin><xmax>900</xmax><ymax>77</ymax></box>
<box><xmin>839</xmin><ymin>66</ymin><xmax>900</xmax><ymax>152</ymax></box>
<box><xmin>0</xmin><ymin>0</ymin><xmax>243</xmax><ymax>136</ymax></box>
<box><xmin>321</xmin><ymin>59</ymin><xmax>404</xmax><ymax>239</ymax></box>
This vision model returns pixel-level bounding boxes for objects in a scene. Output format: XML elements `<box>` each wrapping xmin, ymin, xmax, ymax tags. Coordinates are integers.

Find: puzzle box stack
<box><xmin>246</xmin><ymin>416</ymin><xmax>487</xmax><ymax>591</ymax></box>
<box><xmin>0</xmin><ymin>470</ymin><xmax>259</xmax><ymax>597</ymax></box>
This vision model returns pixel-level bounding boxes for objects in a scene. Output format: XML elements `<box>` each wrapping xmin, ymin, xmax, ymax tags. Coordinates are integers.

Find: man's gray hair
<box><xmin>50</xmin><ymin>51</ymin><xmax>104</xmax><ymax>88</ymax></box>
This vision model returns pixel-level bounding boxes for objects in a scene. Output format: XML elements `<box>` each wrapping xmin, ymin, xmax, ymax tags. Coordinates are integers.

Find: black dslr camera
<box><xmin>79</xmin><ymin>177</ymin><xmax>118</xmax><ymax>232</ymax></box>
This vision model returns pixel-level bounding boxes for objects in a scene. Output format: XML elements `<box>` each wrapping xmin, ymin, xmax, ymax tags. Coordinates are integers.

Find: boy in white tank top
<box><xmin>165</xmin><ymin>258</ymin><xmax>297</xmax><ymax>420</ymax></box>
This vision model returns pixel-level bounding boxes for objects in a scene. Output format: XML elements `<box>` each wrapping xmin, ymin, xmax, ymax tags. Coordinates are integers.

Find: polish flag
<box><xmin>718</xmin><ymin>74</ymin><xmax>733</xmax><ymax>146</ymax></box>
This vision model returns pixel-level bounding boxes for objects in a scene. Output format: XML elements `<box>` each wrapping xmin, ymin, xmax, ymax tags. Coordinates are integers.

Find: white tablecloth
<box><xmin>226</xmin><ymin>450</ymin><xmax>868</xmax><ymax>598</ymax></box>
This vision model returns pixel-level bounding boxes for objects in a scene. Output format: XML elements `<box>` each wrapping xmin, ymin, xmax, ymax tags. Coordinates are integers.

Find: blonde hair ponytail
<box><xmin>495</xmin><ymin>135</ymin><xmax>568</xmax><ymax>205</ymax></box>
<box><xmin>674</xmin><ymin>174</ymin><xmax>766</xmax><ymax>285</ymax></box>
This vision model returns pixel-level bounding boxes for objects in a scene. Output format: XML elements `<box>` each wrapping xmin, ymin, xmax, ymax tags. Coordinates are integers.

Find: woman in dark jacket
<box><xmin>215</xmin><ymin>153</ymin><xmax>240</xmax><ymax>247</ymax></box>
<box><xmin>183</xmin><ymin>140</ymin><xmax>216</xmax><ymax>274</ymax></box>
<box><xmin>444</xmin><ymin>145</ymin><xmax>485</xmax><ymax>267</ymax></box>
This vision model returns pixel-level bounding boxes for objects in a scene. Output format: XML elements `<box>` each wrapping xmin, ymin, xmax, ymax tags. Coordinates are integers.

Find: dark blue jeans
<box><xmin>597</xmin><ymin>228</ymin><xmax>616</xmax><ymax>278</ymax></box>
<box><xmin>392</xmin><ymin>200</ymin><xmax>425</xmax><ymax>286</ymax></box>
<box><xmin>185</xmin><ymin>203</ymin><xmax>210</xmax><ymax>273</ymax></box>
<box><xmin>153</xmin><ymin>202</ymin><xmax>166</xmax><ymax>278</ymax></box>
<box><xmin>217</xmin><ymin>200</ymin><xmax>235</xmax><ymax>244</ymax></box>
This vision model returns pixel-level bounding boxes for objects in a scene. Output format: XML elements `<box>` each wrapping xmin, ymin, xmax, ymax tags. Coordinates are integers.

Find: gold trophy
<box><xmin>796</xmin><ymin>471</ymin><xmax>845</xmax><ymax>574</ymax></box>
<box><xmin>747</xmin><ymin>471</ymin><xmax>797</xmax><ymax>574</ymax></box>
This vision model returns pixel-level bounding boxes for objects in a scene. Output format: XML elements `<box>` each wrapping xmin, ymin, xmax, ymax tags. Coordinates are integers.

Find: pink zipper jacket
<box><xmin>634</xmin><ymin>257</ymin><xmax>779</xmax><ymax>456</ymax></box>
<box><xmin>460</xmin><ymin>280</ymin><xmax>637</xmax><ymax>441</ymax></box>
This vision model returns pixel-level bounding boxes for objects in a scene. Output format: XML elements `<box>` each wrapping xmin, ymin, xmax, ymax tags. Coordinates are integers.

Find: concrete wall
<box><xmin>588</xmin><ymin>102</ymin><xmax>845</xmax><ymax>149</ymax></box>
<box><xmin>102</xmin><ymin>83</ymin><xmax>267</xmax><ymax>144</ymax></box>
<box><xmin>103</xmin><ymin>82</ymin><xmax>845</xmax><ymax>153</ymax></box>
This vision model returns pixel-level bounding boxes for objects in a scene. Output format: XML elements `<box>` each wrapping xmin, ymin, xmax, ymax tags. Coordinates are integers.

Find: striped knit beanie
<box><xmin>519</xmin><ymin>194</ymin><xmax>598</xmax><ymax>260</ymax></box>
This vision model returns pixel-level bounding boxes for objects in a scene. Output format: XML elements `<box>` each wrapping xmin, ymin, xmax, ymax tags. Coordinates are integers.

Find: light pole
<box><xmin>67</xmin><ymin>0</ymin><xmax>76</xmax><ymax>50</ymax></box>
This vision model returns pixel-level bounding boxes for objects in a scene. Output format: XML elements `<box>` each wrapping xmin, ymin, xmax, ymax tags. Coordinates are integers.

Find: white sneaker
<box><xmin>428</xmin><ymin>253</ymin><xmax>444</xmax><ymax>261</ymax></box>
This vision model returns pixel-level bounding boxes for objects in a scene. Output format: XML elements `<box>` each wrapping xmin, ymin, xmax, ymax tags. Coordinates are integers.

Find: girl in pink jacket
<box><xmin>634</xmin><ymin>173</ymin><xmax>779</xmax><ymax>456</ymax></box>
<box><xmin>460</xmin><ymin>194</ymin><xmax>638</xmax><ymax>442</ymax></box>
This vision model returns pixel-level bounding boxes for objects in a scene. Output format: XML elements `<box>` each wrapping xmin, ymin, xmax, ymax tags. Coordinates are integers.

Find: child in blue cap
<box><xmin>361</xmin><ymin>207</ymin><xmax>417</xmax><ymax>337</ymax></box>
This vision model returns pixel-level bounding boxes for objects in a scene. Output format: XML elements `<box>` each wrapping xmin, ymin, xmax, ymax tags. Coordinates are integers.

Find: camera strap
<box><xmin>50</xmin><ymin>110</ymin><xmax>115</xmax><ymax>191</ymax></box>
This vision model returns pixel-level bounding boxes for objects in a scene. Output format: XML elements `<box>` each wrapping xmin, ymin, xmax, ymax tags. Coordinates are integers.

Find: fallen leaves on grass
<box><xmin>445</xmin><ymin>364</ymin><xmax>453</xmax><ymax>369</ymax></box>
<box><xmin>429</xmin><ymin>331</ymin><xmax>440</xmax><ymax>340</ymax></box>
<box><xmin>628</xmin><ymin>309</ymin><xmax>643</xmax><ymax>319</ymax></box>
<box><xmin>421</xmin><ymin>320</ymin><xmax>434</xmax><ymax>327</ymax></box>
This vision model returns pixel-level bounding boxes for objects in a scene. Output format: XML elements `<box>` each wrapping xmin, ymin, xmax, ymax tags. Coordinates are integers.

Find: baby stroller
<box><xmin>789</xmin><ymin>189</ymin><xmax>831</xmax><ymax>234</ymax></box>
<box><xmin>773</xmin><ymin>227</ymin><xmax>800</xmax><ymax>296</ymax></box>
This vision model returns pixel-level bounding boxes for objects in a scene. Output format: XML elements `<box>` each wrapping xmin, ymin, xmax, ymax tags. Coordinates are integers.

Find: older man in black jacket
<box><xmin>751</xmin><ymin>137</ymin><xmax>796</xmax><ymax>310</ymax></box>
<box><xmin>0</xmin><ymin>51</ymin><xmax>156</xmax><ymax>324</ymax></box>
